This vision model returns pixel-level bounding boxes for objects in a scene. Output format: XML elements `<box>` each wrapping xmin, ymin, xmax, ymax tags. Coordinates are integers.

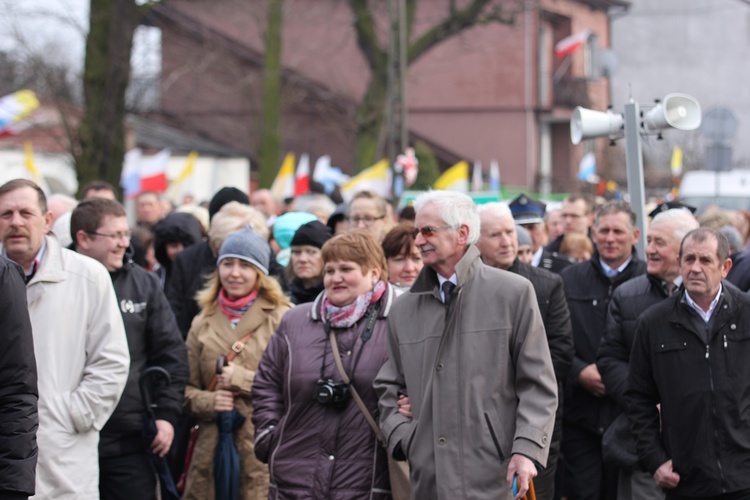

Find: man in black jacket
<box><xmin>71</xmin><ymin>198</ymin><xmax>188</xmax><ymax>500</ymax></box>
<box><xmin>476</xmin><ymin>202</ymin><xmax>574</xmax><ymax>500</ymax></box>
<box><xmin>0</xmin><ymin>255</ymin><xmax>38</xmax><ymax>500</ymax></box>
<box><xmin>597</xmin><ymin>208</ymin><xmax>698</xmax><ymax>500</ymax></box>
<box><xmin>559</xmin><ymin>200</ymin><xmax>645</xmax><ymax>500</ymax></box>
<box><xmin>627</xmin><ymin>227</ymin><xmax>750</xmax><ymax>499</ymax></box>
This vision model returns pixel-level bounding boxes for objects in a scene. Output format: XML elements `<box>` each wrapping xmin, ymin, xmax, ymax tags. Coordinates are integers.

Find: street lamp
<box><xmin>570</xmin><ymin>93</ymin><xmax>702</xmax><ymax>257</ymax></box>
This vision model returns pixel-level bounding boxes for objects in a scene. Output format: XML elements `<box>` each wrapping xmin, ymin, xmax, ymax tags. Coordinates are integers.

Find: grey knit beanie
<box><xmin>217</xmin><ymin>226</ymin><xmax>270</xmax><ymax>275</ymax></box>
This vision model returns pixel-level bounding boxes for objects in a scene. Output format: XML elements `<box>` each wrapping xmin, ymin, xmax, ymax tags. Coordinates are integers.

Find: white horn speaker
<box><xmin>643</xmin><ymin>93</ymin><xmax>702</xmax><ymax>131</ymax></box>
<box><xmin>570</xmin><ymin>107</ymin><xmax>624</xmax><ymax>145</ymax></box>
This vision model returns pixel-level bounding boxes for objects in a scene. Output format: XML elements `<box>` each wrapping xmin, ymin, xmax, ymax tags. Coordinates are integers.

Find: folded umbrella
<box><xmin>140</xmin><ymin>366</ymin><xmax>181</xmax><ymax>500</ymax></box>
<box><xmin>214</xmin><ymin>408</ymin><xmax>246</xmax><ymax>500</ymax></box>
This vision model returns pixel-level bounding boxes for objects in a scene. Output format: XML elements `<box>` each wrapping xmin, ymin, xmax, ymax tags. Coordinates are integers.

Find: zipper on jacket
<box><xmin>706</xmin><ymin>345</ymin><xmax>727</xmax><ymax>493</ymax></box>
<box><xmin>723</xmin><ymin>334</ymin><xmax>727</xmax><ymax>349</ymax></box>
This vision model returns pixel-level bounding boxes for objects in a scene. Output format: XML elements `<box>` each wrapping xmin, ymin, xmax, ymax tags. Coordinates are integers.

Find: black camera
<box><xmin>314</xmin><ymin>378</ymin><xmax>350</xmax><ymax>407</ymax></box>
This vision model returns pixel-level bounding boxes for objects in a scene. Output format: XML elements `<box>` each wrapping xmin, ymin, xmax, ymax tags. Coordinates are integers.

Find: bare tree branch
<box><xmin>348</xmin><ymin>0</ymin><xmax>387</xmax><ymax>72</ymax></box>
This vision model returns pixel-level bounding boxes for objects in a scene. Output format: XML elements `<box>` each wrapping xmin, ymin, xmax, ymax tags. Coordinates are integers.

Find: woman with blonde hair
<box><xmin>183</xmin><ymin>226</ymin><xmax>291</xmax><ymax>500</ymax></box>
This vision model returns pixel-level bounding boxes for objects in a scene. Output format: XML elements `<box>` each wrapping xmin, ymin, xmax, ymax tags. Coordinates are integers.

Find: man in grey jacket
<box><xmin>374</xmin><ymin>190</ymin><xmax>557</xmax><ymax>499</ymax></box>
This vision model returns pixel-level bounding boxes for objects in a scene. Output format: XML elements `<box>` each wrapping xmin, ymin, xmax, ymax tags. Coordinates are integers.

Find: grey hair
<box><xmin>294</xmin><ymin>193</ymin><xmax>336</xmax><ymax>219</ymax></box>
<box><xmin>208</xmin><ymin>201</ymin><xmax>268</xmax><ymax>253</ymax></box>
<box><xmin>413</xmin><ymin>190</ymin><xmax>480</xmax><ymax>244</ymax></box>
<box><xmin>651</xmin><ymin>208</ymin><xmax>699</xmax><ymax>244</ymax></box>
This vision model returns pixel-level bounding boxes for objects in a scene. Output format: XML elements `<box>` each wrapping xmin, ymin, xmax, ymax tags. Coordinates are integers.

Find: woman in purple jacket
<box><xmin>252</xmin><ymin>230</ymin><xmax>397</xmax><ymax>499</ymax></box>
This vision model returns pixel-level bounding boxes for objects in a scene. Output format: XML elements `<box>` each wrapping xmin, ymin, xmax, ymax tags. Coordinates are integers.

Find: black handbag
<box><xmin>601</xmin><ymin>413</ymin><xmax>639</xmax><ymax>469</ymax></box>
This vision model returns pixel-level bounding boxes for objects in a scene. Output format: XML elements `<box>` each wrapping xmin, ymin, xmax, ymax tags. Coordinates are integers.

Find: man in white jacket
<box><xmin>0</xmin><ymin>179</ymin><xmax>130</xmax><ymax>500</ymax></box>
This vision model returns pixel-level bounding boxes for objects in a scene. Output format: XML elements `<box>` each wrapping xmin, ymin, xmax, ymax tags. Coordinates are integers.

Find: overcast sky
<box><xmin>0</xmin><ymin>0</ymin><xmax>159</xmax><ymax>78</ymax></box>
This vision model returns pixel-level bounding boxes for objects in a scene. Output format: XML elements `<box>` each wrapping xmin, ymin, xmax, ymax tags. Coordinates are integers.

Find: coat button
<box><xmin>438</xmin><ymin>437</ymin><xmax>446</xmax><ymax>445</ymax></box>
<box><xmin>328</xmin><ymin>455</ymin><xmax>335</xmax><ymax>460</ymax></box>
<box><xmin>542</xmin><ymin>435</ymin><xmax>548</xmax><ymax>444</ymax></box>
<box><xmin>731</xmin><ymin>324</ymin><xmax>737</xmax><ymax>330</ymax></box>
<box><xmin>436</xmin><ymin>363</ymin><xmax>444</xmax><ymax>372</ymax></box>
<box><xmin>346</xmin><ymin>350</ymin><xmax>352</xmax><ymax>356</ymax></box>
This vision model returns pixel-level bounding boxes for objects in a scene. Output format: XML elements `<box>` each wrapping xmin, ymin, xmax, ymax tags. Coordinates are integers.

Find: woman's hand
<box><xmin>214</xmin><ymin>389</ymin><xmax>235</xmax><ymax>412</ymax></box>
<box><xmin>217</xmin><ymin>361</ymin><xmax>235</xmax><ymax>390</ymax></box>
<box><xmin>397</xmin><ymin>394</ymin><xmax>412</xmax><ymax>419</ymax></box>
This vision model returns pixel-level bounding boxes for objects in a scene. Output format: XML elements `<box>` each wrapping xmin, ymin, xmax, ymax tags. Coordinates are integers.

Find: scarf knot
<box><xmin>219</xmin><ymin>288</ymin><xmax>258</xmax><ymax>322</ymax></box>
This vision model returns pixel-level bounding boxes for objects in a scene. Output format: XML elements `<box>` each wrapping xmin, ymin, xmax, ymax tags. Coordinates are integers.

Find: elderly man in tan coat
<box><xmin>374</xmin><ymin>191</ymin><xmax>557</xmax><ymax>499</ymax></box>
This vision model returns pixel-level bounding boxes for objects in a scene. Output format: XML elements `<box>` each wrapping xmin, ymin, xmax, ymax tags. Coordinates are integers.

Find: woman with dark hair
<box><xmin>252</xmin><ymin>230</ymin><xmax>397</xmax><ymax>498</ymax></box>
<box><xmin>183</xmin><ymin>227</ymin><xmax>292</xmax><ymax>500</ymax></box>
<box><xmin>283</xmin><ymin>220</ymin><xmax>332</xmax><ymax>305</ymax></box>
<box><xmin>152</xmin><ymin>211</ymin><xmax>204</xmax><ymax>288</ymax></box>
<box><xmin>381</xmin><ymin>223</ymin><xmax>423</xmax><ymax>293</ymax></box>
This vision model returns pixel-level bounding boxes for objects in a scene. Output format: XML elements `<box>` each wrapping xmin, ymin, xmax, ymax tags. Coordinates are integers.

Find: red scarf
<box><xmin>218</xmin><ymin>288</ymin><xmax>259</xmax><ymax>322</ymax></box>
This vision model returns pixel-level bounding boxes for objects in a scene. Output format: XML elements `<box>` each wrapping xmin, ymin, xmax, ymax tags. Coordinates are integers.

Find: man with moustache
<box><xmin>0</xmin><ymin>179</ymin><xmax>130</xmax><ymax>499</ymax></box>
<box><xmin>559</xmin><ymin>200</ymin><xmax>645</xmax><ymax>500</ymax></box>
<box><xmin>597</xmin><ymin>208</ymin><xmax>698</xmax><ymax>500</ymax></box>
<box><xmin>375</xmin><ymin>190</ymin><xmax>557</xmax><ymax>499</ymax></box>
<box><xmin>476</xmin><ymin>202</ymin><xmax>574</xmax><ymax>500</ymax></box>
<box><xmin>627</xmin><ymin>228</ymin><xmax>750</xmax><ymax>499</ymax></box>
<box><xmin>71</xmin><ymin>198</ymin><xmax>188</xmax><ymax>499</ymax></box>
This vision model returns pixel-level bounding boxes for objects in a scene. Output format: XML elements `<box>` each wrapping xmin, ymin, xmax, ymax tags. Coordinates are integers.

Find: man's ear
<box><xmin>74</xmin><ymin>230</ymin><xmax>90</xmax><ymax>251</ymax></box>
<box><xmin>456</xmin><ymin>224</ymin><xmax>470</xmax><ymax>246</ymax></box>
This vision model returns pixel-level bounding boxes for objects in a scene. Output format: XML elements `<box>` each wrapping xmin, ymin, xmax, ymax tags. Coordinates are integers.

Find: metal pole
<box><xmin>623</xmin><ymin>100</ymin><xmax>647</xmax><ymax>259</ymax></box>
<box><xmin>398</xmin><ymin>0</ymin><xmax>408</xmax><ymax>152</ymax></box>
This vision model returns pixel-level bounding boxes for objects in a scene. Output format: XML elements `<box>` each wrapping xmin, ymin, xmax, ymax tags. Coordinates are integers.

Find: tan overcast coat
<box><xmin>183</xmin><ymin>296</ymin><xmax>289</xmax><ymax>500</ymax></box>
<box><xmin>374</xmin><ymin>245</ymin><xmax>557</xmax><ymax>499</ymax></box>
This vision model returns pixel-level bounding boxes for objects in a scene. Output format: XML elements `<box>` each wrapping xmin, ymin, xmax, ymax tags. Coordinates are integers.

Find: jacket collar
<box><xmin>310</xmin><ymin>282</ymin><xmax>397</xmax><ymax>322</ymax></box>
<box><xmin>589</xmin><ymin>247</ymin><xmax>641</xmax><ymax>285</ymax></box>
<box><xmin>204</xmin><ymin>293</ymin><xmax>277</xmax><ymax>340</ymax></box>
<box><xmin>670</xmin><ymin>280</ymin><xmax>737</xmax><ymax>336</ymax></box>
<box><xmin>410</xmin><ymin>244</ymin><xmax>482</xmax><ymax>299</ymax></box>
<box><xmin>28</xmin><ymin>235</ymin><xmax>66</xmax><ymax>286</ymax></box>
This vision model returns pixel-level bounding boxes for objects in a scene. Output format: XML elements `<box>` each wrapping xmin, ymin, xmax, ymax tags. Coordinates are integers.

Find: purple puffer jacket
<box><xmin>252</xmin><ymin>285</ymin><xmax>397</xmax><ymax>499</ymax></box>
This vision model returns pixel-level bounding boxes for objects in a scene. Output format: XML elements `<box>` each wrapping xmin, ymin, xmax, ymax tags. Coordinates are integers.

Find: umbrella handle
<box><xmin>216</xmin><ymin>355</ymin><xmax>228</xmax><ymax>375</ymax></box>
<box><xmin>139</xmin><ymin>366</ymin><xmax>172</xmax><ymax>418</ymax></box>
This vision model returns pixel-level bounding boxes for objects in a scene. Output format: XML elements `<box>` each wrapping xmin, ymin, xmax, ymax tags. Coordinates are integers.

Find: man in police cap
<box><xmin>509</xmin><ymin>194</ymin><xmax>548</xmax><ymax>266</ymax></box>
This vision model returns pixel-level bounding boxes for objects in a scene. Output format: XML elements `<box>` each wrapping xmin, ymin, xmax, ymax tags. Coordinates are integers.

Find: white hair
<box><xmin>294</xmin><ymin>193</ymin><xmax>336</xmax><ymax>219</ymax></box>
<box><xmin>413</xmin><ymin>190</ymin><xmax>480</xmax><ymax>244</ymax></box>
<box><xmin>651</xmin><ymin>208</ymin><xmax>699</xmax><ymax>243</ymax></box>
<box><xmin>477</xmin><ymin>202</ymin><xmax>512</xmax><ymax>220</ymax></box>
<box><xmin>209</xmin><ymin>201</ymin><xmax>268</xmax><ymax>253</ymax></box>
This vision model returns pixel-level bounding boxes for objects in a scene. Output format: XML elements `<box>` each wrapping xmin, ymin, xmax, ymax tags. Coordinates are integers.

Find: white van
<box><xmin>678</xmin><ymin>170</ymin><xmax>750</xmax><ymax>213</ymax></box>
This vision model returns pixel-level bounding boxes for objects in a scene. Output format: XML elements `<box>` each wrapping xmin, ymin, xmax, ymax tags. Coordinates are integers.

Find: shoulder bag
<box><xmin>176</xmin><ymin>329</ymin><xmax>255</xmax><ymax>493</ymax></box>
<box><xmin>328</xmin><ymin>309</ymin><xmax>411</xmax><ymax>500</ymax></box>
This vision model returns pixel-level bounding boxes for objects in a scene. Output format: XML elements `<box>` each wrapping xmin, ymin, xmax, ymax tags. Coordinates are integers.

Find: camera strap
<box><xmin>322</xmin><ymin>302</ymin><xmax>381</xmax><ymax>385</ymax></box>
<box><xmin>329</xmin><ymin>311</ymin><xmax>386</xmax><ymax>447</ymax></box>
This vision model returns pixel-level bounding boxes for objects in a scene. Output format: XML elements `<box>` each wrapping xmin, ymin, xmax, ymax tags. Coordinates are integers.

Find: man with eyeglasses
<box><xmin>538</xmin><ymin>193</ymin><xmax>596</xmax><ymax>274</ymax></box>
<box><xmin>71</xmin><ymin>197</ymin><xmax>188</xmax><ymax>500</ymax></box>
<box><xmin>375</xmin><ymin>190</ymin><xmax>557</xmax><ymax>499</ymax></box>
<box><xmin>0</xmin><ymin>179</ymin><xmax>130</xmax><ymax>499</ymax></box>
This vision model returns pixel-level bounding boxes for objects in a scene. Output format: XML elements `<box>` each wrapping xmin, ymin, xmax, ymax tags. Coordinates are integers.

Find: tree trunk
<box><xmin>258</xmin><ymin>0</ymin><xmax>284</xmax><ymax>189</ymax></box>
<box><xmin>353</xmin><ymin>73</ymin><xmax>388</xmax><ymax>172</ymax></box>
<box><xmin>77</xmin><ymin>0</ymin><xmax>140</xmax><ymax>196</ymax></box>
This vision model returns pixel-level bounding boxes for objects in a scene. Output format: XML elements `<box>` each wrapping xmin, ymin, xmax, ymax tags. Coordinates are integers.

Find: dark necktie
<box><xmin>665</xmin><ymin>282</ymin><xmax>677</xmax><ymax>297</ymax></box>
<box><xmin>441</xmin><ymin>281</ymin><xmax>456</xmax><ymax>306</ymax></box>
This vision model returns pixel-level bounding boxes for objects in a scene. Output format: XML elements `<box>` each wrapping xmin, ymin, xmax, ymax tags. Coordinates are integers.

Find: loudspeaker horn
<box><xmin>570</xmin><ymin>107</ymin><xmax>625</xmax><ymax>145</ymax></box>
<box><xmin>643</xmin><ymin>93</ymin><xmax>702</xmax><ymax>131</ymax></box>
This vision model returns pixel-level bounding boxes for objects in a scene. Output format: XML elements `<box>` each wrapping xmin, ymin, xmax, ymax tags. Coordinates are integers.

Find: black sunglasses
<box><xmin>409</xmin><ymin>224</ymin><xmax>453</xmax><ymax>238</ymax></box>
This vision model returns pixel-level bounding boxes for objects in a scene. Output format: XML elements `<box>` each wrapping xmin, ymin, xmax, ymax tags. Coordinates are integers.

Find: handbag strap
<box><xmin>328</xmin><ymin>308</ymin><xmax>385</xmax><ymax>445</ymax></box>
<box><xmin>208</xmin><ymin>329</ymin><xmax>255</xmax><ymax>392</ymax></box>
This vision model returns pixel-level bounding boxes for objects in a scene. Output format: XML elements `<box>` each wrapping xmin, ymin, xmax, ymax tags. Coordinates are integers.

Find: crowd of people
<box><xmin>1</xmin><ymin>177</ymin><xmax>750</xmax><ymax>500</ymax></box>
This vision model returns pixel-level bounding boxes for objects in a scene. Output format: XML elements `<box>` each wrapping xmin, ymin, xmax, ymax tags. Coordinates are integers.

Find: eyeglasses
<box><xmin>87</xmin><ymin>230</ymin><xmax>132</xmax><ymax>242</ymax></box>
<box><xmin>409</xmin><ymin>225</ymin><xmax>453</xmax><ymax>238</ymax></box>
<box><xmin>347</xmin><ymin>215</ymin><xmax>385</xmax><ymax>226</ymax></box>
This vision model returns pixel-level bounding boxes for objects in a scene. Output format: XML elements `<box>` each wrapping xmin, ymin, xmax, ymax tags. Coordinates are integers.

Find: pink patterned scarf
<box><xmin>321</xmin><ymin>280</ymin><xmax>386</xmax><ymax>328</ymax></box>
<box><xmin>219</xmin><ymin>288</ymin><xmax>259</xmax><ymax>322</ymax></box>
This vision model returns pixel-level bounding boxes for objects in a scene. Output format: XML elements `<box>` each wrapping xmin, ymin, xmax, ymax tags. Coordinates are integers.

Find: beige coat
<box><xmin>184</xmin><ymin>296</ymin><xmax>290</xmax><ymax>500</ymax></box>
<box><xmin>374</xmin><ymin>245</ymin><xmax>558</xmax><ymax>499</ymax></box>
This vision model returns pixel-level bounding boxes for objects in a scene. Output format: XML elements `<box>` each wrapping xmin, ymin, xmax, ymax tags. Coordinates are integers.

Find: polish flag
<box><xmin>139</xmin><ymin>149</ymin><xmax>170</xmax><ymax>193</ymax></box>
<box><xmin>294</xmin><ymin>153</ymin><xmax>310</xmax><ymax>196</ymax></box>
<box><xmin>555</xmin><ymin>29</ymin><xmax>591</xmax><ymax>59</ymax></box>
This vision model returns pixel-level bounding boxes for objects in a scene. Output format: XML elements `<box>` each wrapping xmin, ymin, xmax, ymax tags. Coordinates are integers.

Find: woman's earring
<box><xmin>372</xmin><ymin>278</ymin><xmax>377</xmax><ymax>285</ymax></box>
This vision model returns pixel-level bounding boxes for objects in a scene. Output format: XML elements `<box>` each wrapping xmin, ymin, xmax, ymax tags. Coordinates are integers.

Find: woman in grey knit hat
<box><xmin>182</xmin><ymin>226</ymin><xmax>291</xmax><ymax>500</ymax></box>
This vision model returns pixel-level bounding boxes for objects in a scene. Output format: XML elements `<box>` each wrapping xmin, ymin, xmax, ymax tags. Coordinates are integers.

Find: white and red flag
<box><xmin>555</xmin><ymin>29</ymin><xmax>591</xmax><ymax>58</ymax></box>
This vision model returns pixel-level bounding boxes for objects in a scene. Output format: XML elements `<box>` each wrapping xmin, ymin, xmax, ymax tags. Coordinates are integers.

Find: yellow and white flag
<box><xmin>340</xmin><ymin>159</ymin><xmax>391</xmax><ymax>202</ymax></box>
<box><xmin>434</xmin><ymin>160</ymin><xmax>469</xmax><ymax>192</ymax></box>
<box><xmin>270</xmin><ymin>152</ymin><xmax>296</xmax><ymax>201</ymax></box>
